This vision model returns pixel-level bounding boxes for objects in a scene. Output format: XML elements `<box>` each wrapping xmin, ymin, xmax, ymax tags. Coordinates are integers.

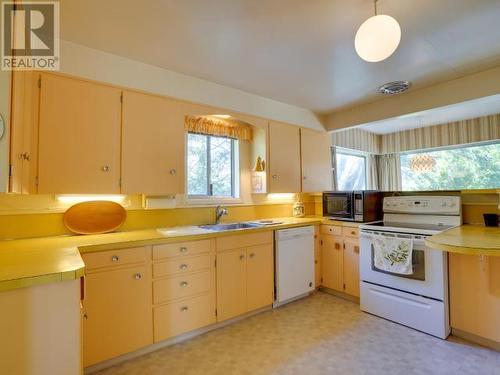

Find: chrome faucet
<box><xmin>215</xmin><ymin>205</ymin><xmax>228</xmax><ymax>224</ymax></box>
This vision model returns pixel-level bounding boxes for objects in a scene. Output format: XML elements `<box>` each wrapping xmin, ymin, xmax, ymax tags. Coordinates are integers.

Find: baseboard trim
<box><xmin>320</xmin><ymin>287</ymin><xmax>360</xmax><ymax>304</ymax></box>
<box><xmin>84</xmin><ymin>305</ymin><xmax>272</xmax><ymax>374</ymax></box>
<box><xmin>451</xmin><ymin>328</ymin><xmax>500</xmax><ymax>351</ymax></box>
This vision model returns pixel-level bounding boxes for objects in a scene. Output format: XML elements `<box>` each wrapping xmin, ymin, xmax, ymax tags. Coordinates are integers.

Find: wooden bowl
<box><xmin>63</xmin><ymin>201</ymin><xmax>127</xmax><ymax>235</ymax></box>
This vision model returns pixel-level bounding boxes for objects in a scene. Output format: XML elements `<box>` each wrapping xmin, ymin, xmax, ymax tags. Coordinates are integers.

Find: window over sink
<box><xmin>187</xmin><ymin>133</ymin><xmax>240</xmax><ymax>198</ymax></box>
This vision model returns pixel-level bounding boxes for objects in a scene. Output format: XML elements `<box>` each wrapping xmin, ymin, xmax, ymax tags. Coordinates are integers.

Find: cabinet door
<box><xmin>121</xmin><ymin>91</ymin><xmax>185</xmax><ymax>194</ymax></box>
<box><xmin>343</xmin><ymin>238</ymin><xmax>360</xmax><ymax>297</ymax></box>
<box><xmin>246</xmin><ymin>244</ymin><xmax>274</xmax><ymax>311</ymax></box>
<box><xmin>300</xmin><ymin>128</ymin><xmax>332</xmax><ymax>193</ymax></box>
<box><xmin>449</xmin><ymin>254</ymin><xmax>500</xmax><ymax>343</ymax></box>
<box><xmin>83</xmin><ymin>266</ymin><xmax>153</xmax><ymax>366</ymax></box>
<box><xmin>216</xmin><ymin>249</ymin><xmax>247</xmax><ymax>321</ymax></box>
<box><xmin>321</xmin><ymin>235</ymin><xmax>344</xmax><ymax>292</ymax></box>
<box><xmin>314</xmin><ymin>226</ymin><xmax>322</xmax><ymax>287</ymax></box>
<box><xmin>37</xmin><ymin>74</ymin><xmax>121</xmax><ymax>193</ymax></box>
<box><xmin>268</xmin><ymin>121</ymin><xmax>301</xmax><ymax>193</ymax></box>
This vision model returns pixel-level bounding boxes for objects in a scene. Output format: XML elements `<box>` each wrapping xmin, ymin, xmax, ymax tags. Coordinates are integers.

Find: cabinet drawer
<box><xmin>217</xmin><ymin>231</ymin><xmax>272</xmax><ymax>251</ymax></box>
<box><xmin>320</xmin><ymin>225</ymin><xmax>342</xmax><ymax>236</ymax></box>
<box><xmin>153</xmin><ymin>271</ymin><xmax>211</xmax><ymax>304</ymax></box>
<box><xmin>153</xmin><ymin>255</ymin><xmax>212</xmax><ymax>278</ymax></box>
<box><xmin>343</xmin><ymin>226</ymin><xmax>359</xmax><ymax>238</ymax></box>
<box><xmin>153</xmin><ymin>239</ymin><xmax>212</xmax><ymax>260</ymax></box>
<box><xmin>153</xmin><ymin>293</ymin><xmax>215</xmax><ymax>342</ymax></box>
<box><xmin>83</xmin><ymin>247</ymin><xmax>147</xmax><ymax>270</ymax></box>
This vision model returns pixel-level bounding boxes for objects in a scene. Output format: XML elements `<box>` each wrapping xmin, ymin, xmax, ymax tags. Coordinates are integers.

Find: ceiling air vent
<box><xmin>378</xmin><ymin>81</ymin><xmax>411</xmax><ymax>95</ymax></box>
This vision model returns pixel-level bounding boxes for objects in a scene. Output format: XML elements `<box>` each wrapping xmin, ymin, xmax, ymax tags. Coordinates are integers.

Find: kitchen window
<box><xmin>187</xmin><ymin>133</ymin><xmax>239</xmax><ymax>198</ymax></box>
<box><xmin>335</xmin><ymin>148</ymin><xmax>367</xmax><ymax>190</ymax></box>
<box><xmin>400</xmin><ymin>141</ymin><xmax>500</xmax><ymax>191</ymax></box>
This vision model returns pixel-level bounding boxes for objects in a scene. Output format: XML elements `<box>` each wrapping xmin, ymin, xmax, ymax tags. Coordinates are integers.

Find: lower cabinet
<box><xmin>216</xmin><ymin>232</ymin><xmax>274</xmax><ymax>321</ymax></box>
<box><xmin>152</xmin><ymin>239</ymin><xmax>216</xmax><ymax>343</ymax></box>
<box><xmin>320</xmin><ymin>225</ymin><xmax>360</xmax><ymax>298</ymax></box>
<box><xmin>449</xmin><ymin>253</ymin><xmax>500</xmax><ymax>344</ymax></box>
<box><xmin>314</xmin><ymin>225</ymin><xmax>322</xmax><ymax>288</ymax></box>
<box><xmin>82</xmin><ymin>233</ymin><xmax>275</xmax><ymax>366</ymax></box>
<box><xmin>82</xmin><ymin>247</ymin><xmax>153</xmax><ymax>367</ymax></box>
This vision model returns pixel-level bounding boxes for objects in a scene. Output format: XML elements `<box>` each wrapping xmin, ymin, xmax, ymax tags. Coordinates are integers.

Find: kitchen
<box><xmin>0</xmin><ymin>1</ymin><xmax>499</xmax><ymax>374</ymax></box>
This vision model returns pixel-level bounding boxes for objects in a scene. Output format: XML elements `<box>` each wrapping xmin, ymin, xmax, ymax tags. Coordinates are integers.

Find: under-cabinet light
<box><xmin>56</xmin><ymin>194</ymin><xmax>127</xmax><ymax>205</ymax></box>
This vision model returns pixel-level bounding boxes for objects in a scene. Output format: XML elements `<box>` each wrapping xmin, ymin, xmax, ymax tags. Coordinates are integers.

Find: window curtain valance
<box><xmin>184</xmin><ymin>115</ymin><xmax>253</xmax><ymax>141</ymax></box>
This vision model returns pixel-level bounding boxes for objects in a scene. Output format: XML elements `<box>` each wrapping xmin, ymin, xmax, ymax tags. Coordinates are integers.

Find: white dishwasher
<box><xmin>274</xmin><ymin>226</ymin><xmax>315</xmax><ymax>307</ymax></box>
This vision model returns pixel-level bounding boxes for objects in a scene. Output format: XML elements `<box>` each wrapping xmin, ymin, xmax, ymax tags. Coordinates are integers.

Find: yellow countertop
<box><xmin>0</xmin><ymin>217</ymin><xmax>321</xmax><ymax>292</ymax></box>
<box><xmin>426</xmin><ymin>225</ymin><xmax>500</xmax><ymax>256</ymax></box>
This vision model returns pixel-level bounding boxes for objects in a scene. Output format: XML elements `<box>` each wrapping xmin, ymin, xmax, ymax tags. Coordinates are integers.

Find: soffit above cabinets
<box><xmin>60</xmin><ymin>0</ymin><xmax>500</xmax><ymax>113</ymax></box>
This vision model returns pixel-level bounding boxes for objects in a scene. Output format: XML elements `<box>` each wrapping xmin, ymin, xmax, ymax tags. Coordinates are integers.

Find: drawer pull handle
<box><xmin>180</xmin><ymin>247</ymin><xmax>188</xmax><ymax>253</ymax></box>
<box><xmin>334</xmin><ymin>243</ymin><xmax>341</xmax><ymax>250</ymax></box>
<box><xmin>180</xmin><ymin>306</ymin><xmax>189</xmax><ymax>312</ymax></box>
<box><xmin>134</xmin><ymin>273</ymin><xmax>142</xmax><ymax>280</ymax></box>
<box><xmin>111</xmin><ymin>255</ymin><xmax>119</xmax><ymax>262</ymax></box>
<box><xmin>180</xmin><ymin>281</ymin><xmax>188</xmax><ymax>287</ymax></box>
<box><xmin>249</xmin><ymin>253</ymin><xmax>255</xmax><ymax>258</ymax></box>
<box><xmin>351</xmin><ymin>231</ymin><xmax>356</xmax><ymax>235</ymax></box>
<box><xmin>354</xmin><ymin>246</ymin><xmax>360</xmax><ymax>253</ymax></box>
<box><xmin>239</xmin><ymin>255</ymin><xmax>245</xmax><ymax>260</ymax></box>
<box><xmin>179</xmin><ymin>264</ymin><xmax>188</xmax><ymax>270</ymax></box>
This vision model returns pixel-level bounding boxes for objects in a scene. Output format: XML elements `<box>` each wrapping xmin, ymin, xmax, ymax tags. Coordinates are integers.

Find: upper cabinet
<box><xmin>121</xmin><ymin>91</ymin><xmax>184</xmax><ymax>195</ymax></box>
<box><xmin>300</xmin><ymin>128</ymin><xmax>332</xmax><ymax>192</ymax></box>
<box><xmin>37</xmin><ymin>73</ymin><xmax>122</xmax><ymax>193</ymax></box>
<box><xmin>268</xmin><ymin>121</ymin><xmax>301</xmax><ymax>193</ymax></box>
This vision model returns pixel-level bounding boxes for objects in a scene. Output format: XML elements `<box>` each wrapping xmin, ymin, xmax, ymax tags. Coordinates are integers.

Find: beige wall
<box><xmin>325</xmin><ymin>66</ymin><xmax>500</xmax><ymax>131</ymax></box>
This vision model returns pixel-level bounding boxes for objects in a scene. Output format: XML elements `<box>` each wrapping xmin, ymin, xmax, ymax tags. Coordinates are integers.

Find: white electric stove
<box><xmin>359</xmin><ymin>195</ymin><xmax>461</xmax><ymax>339</ymax></box>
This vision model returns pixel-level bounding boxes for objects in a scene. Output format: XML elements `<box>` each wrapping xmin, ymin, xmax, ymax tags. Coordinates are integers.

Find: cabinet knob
<box><xmin>334</xmin><ymin>243</ymin><xmax>341</xmax><ymax>250</ymax></box>
<box><xmin>111</xmin><ymin>255</ymin><xmax>119</xmax><ymax>262</ymax></box>
<box><xmin>101</xmin><ymin>165</ymin><xmax>111</xmax><ymax>172</ymax></box>
<box><xmin>83</xmin><ymin>313</ymin><xmax>88</xmax><ymax>319</ymax></box>
<box><xmin>249</xmin><ymin>253</ymin><xmax>255</xmax><ymax>258</ymax></box>
<box><xmin>272</xmin><ymin>174</ymin><xmax>279</xmax><ymax>179</ymax></box>
<box><xmin>239</xmin><ymin>255</ymin><xmax>245</xmax><ymax>260</ymax></box>
<box><xmin>180</xmin><ymin>281</ymin><xmax>188</xmax><ymax>287</ymax></box>
<box><xmin>179</xmin><ymin>264</ymin><xmax>188</xmax><ymax>270</ymax></box>
<box><xmin>303</xmin><ymin>176</ymin><xmax>307</xmax><ymax>180</ymax></box>
<box><xmin>354</xmin><ymin>245</ymin><xmax>360</xmax><ymax>253</ymax></box>
<box><xmin>351</xmin><ymin>231</ymin><xmax>356</xmax><ymax>235</ymax></box>
<box><xmin>180</xmin><ymin>247</ymin><xmax>188</xmax><ymax>253</ymax></box>
<box><xmin>134</xmin><ymin>273</ymin><xmax>142</xmax><ymax>280</ymax></box>
<box><xmin>169</xmin><ymin>169</ymin><xmax>177</xmax><ymax>175</ymax></box>
<box><xmin>180</xmin><ymin>306</ymin><xmax>189</xmax><ymax>312</ymax></box>
<box><xmin>20</xmin><ymin>152</ymin><xmax>30</xmax><ymax>161</ymax></box>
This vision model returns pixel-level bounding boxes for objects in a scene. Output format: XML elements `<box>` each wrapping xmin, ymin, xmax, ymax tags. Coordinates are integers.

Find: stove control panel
<box><xmin>383</xmin><ymin>196</ymin><xmax>461</xmax><ymax>215</ymax></box>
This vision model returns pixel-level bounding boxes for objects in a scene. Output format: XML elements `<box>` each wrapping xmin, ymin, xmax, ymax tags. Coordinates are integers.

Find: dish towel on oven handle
<box><xmin>372</xmin><ymin>234</ymin><xmax>413</xmax><ymax>275</ymax></box>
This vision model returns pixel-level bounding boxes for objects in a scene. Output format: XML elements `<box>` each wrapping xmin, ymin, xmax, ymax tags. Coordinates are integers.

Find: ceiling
<box><xmin>357</xmin><ymin>94</ymin><xmax>500</xmax><ymax>134</ymax></box>
<box><xmin>59</xmin><ymin>0</ymin><xmax>500</xmax><ymax>113</ymax></box>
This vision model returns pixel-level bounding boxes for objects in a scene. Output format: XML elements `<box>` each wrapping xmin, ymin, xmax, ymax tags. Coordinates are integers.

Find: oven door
<box><xmin>359</xmin><ymin>230</ymin><xmax>447</xmax><ymax>300</ymax></box>
<box><xmin>322</xmin><ymin>192</ymin><xmax>354</xmax><ymax>220</ymax></box>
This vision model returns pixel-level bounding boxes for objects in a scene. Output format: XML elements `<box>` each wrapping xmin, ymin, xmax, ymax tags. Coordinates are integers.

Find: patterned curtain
<box><xmin>184</xmin><ymin>115</ymin><xmax>253</xmax><ymax>141</ymax></box>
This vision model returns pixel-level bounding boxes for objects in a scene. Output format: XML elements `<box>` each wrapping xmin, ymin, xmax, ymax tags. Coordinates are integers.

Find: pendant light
<box><xmin>355</xmin><ymin>0</ymin><xmax>401</xmax><ymax>62</ymax></box>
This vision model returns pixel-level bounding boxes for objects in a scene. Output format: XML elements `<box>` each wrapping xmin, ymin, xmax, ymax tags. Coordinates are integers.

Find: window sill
<box><xmin>183</xmin><ymin>196</ymin><xmax>244</xmax><ymax>207</ymax></box>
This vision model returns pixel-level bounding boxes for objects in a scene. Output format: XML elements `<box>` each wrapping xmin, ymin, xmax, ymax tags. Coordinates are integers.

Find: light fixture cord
<box><xmin>374</xmin><ymin>0</ymin><xmax>379</xmax><ymax>15</ymax></box>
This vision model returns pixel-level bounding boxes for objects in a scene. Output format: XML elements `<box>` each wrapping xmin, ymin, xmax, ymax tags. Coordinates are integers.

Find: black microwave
<box><xmin>322</xmin><ymin>191</ymin><xmax>383</xmax><ymax>222</ymax></box>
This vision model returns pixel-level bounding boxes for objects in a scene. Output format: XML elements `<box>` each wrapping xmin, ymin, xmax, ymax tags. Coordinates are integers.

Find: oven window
<box><xmin>371</xmin><ymin>247</ymin><xmax>426</xmax><ymax>281</ymax></box>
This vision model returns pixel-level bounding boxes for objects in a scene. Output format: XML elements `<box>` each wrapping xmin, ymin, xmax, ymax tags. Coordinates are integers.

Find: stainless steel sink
<box><xmin>199</xmin><ymin>222</ymin><xmax>264</xmax><ymax>231</ymax></box>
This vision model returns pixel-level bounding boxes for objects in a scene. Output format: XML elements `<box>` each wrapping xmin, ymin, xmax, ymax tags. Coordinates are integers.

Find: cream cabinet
<box><xmin>152</xmin><ymin>239</ymin><xmax>216</xmax><ymax>343</ymax></box>
<box><xmin>121</xmin><ymin>91</ymin><xmax>185</xmax><ymax>194</ymax></box>
<box><xmin>268</xmin><ymin>121</ymin><xmax>301</xmax><ymax>193</ymax></box>
<box><xmin>320</xmin><ymin>224</ymin><xmax>360</xmax><ymax>298</ymax></box>
<box><xmin>37</xmin><ymin>73</ymin><xmax>122</xmax><ymax>193</ymax></box>
<box><xmin>82</xmin><ymin>247</ymin><xmax>153</xmax><ymax>367</ymax></box>
<box><xmin>449</xmin><ymin>253</ymin><xmax>500</xmax><ymax>344</ymax></box>
<box><xmin>216</xmin><ymin>232</ymin><xmax>274</xmax><ymax>321</ymax></box>
<box><xmin>300</xmin><ymin>128</ymin><xmax>332</xmax><ymax>193</ymax></box>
